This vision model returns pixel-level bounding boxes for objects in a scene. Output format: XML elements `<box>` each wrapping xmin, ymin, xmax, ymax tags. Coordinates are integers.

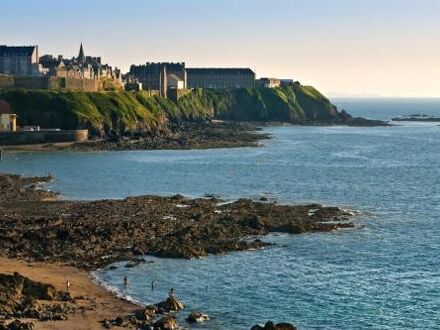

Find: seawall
<box><xmin>0</xmin><ymin>130</ymin><xmax>88</xmax><ymax>146</ymax></box>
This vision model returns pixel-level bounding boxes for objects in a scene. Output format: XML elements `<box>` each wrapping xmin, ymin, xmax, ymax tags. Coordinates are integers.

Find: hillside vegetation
<box><xmin>0</xmin><ymin>83</ymin><xmax>349</xmax><ymax>135</ymax></box>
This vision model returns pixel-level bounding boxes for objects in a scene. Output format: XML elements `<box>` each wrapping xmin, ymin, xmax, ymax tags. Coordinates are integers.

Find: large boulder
<box><xmin>134</xmin><ymin>306</ymin><xmax>158</xmax><ymax>321</ymax></box>
<box><xmin>155</xmin><ymin>296</ymin><xmax>184</xmax><ymax>313</ymax></box>
<box><xmin>154</xmin><ymin>316</ymin><xmax>178</xmax><ymax>330</ymax></box>
<box><xmin>186</xmin><ymin>311</ymin><xmax>209</xmax><ymax>323</ymax></box>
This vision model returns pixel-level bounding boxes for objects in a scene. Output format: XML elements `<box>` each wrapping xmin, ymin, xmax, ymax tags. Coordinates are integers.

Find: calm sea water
<box><xmin>1</xmin><ymin>98</ymin><xmax>440</xmax><ymax>329</ymax></box>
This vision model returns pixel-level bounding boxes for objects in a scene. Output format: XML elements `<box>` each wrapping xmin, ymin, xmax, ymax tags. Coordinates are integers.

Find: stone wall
<box><xmin>0</xmin><ymin>130</ymin><xmax>88</xmax><ymax>145</ymax></box>
<box><xmin>0</xmin><ymin>75</ymin><xmax>15</xmax><ymax>89</ymax></box>
<box><xmin>0</xmin><ymin>74</ymin><xmax>99</xmax><ymax>92</ymax></box>
<box><xmin>14</xmin><ymin>76</ymin><xmax>49</xmax><ymax>89</ymax></box>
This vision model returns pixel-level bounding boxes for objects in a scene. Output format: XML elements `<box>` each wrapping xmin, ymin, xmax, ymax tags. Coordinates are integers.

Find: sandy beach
<box><xmin>0</xmin><ymin>257</ymin><xmax>138</xmax><ymax>330</ymax></box>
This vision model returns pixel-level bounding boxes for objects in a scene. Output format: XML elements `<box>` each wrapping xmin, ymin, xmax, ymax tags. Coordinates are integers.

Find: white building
<box><xmin>0</xmin><ymin>101</ymin><xmax>16</xmax><ymax>132</ymax></box>
<box><xmin>0</xmin><ymin>111</ymin><xmax>17</xmax><ymax>132</ymax></box>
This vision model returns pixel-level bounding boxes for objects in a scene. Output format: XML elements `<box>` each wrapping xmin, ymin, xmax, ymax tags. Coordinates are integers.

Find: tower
<box><xmin>78</xmin><ymin>43</ymin><xmax>86</xmax><ymax>64</ymax></box>
<box><xmin>160</xmin><ymin>64</ymin><xmax>167</xmax><ymax>98</ymax></box>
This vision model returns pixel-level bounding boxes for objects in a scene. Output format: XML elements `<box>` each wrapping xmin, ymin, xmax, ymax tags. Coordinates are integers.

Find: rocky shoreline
<box><xmin>0</xmin><ymin>174</ymin><xmax>355</xmax><ymax>270</ymax></box>
<box><xmin>64</xmin><ymin>117</ymin><xmax>390</xmax><ymax>152</ymax></box>
<box><xmin>0</xmin><ymin>173</ymin><xmax>357</xmax><ymax>328</ymax></box>
<box><xmin>68</xmin><ymin>122</ymin><xmax>272</xmax><ymax>152</ymax></box>
<box><xmin>1</xmin><ymin>119</ymin><xmax>389</xmax><ymax>152</ymax></box>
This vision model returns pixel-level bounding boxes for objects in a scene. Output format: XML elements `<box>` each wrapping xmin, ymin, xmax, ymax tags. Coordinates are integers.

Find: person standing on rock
<box><xmin>66</xmin><ymin>280</ymin><xmax>71</xmax><ymax>293</ymax></box>
<box><xmin>169</xmin><ymin>287</ymin><xmax>175</xmax><ymax>298</ymax></box>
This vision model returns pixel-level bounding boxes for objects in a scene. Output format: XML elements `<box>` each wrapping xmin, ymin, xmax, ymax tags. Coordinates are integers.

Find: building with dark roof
<box><xmin>129</xmin><ymin>62</ymin><xmax>187</xmax><ymax>97</ymax></box>
<box><xmin>78</xmin><ymin>43</ymin><xmax>86</xmax><ymax>64</ymax></box>
<box><xmin>39</xmin><ymin>44</ymin><xmax>118</xmax><ymax>81</ymax></box>
<box><xmin>256</xmin><ymin>77</ymin><xmax>281</xmax><ymax>88</ymax></box>
<box><xmin>187</xmin><ymin>68</ymin><xmax>255</xmax><ymax>89</ymax></box>
<box><xmin>0</xmin><ymin>45</ymin><xmax>41</xmax><ymax>76</ymax></box>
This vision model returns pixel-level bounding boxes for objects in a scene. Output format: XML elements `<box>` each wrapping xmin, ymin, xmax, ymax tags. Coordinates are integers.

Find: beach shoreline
<box><xmin>0</xmin><ymin>173</ymin><xmax>356</xmax><ymax>328</ymax></box>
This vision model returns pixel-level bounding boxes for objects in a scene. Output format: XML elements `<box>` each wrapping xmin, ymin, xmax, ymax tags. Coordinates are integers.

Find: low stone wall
<box><xmin>0</xmin><ymin>74</ymin><xmax>99</xmax><ymax>92</ymax></box>
<box><xmin>15</xmin><ymin>76</ymin><xmax>50</xmax><ymax>89</ymax></box>
<box><xmin>0</xmin><ymin>130</ymin><xmax>88</xmax><ymax>146</ymax></box>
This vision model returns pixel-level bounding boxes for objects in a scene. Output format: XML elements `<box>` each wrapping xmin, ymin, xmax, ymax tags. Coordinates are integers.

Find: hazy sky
<box><xmin>1</xmin><ymin>0</ymin><xmax>439</xmax><ymax>97</ymax></box>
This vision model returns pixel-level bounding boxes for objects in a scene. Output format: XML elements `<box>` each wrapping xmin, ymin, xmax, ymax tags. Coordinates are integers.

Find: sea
<box><xmin>1</xmin><ymin>98</ymin><xmax>439</xmax><ymax>329</ymax></box>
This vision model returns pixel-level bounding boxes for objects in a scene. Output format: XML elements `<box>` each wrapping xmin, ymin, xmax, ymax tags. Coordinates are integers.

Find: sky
<box><xmin>1</xmin><ymin>0</ymin><xmax>439</xmax><ymax>97</ymax></box>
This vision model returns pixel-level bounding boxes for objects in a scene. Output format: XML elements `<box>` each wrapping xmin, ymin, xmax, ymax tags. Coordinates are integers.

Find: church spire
<box><xmin>78</xmin><ymin>43</ymin><xmax>86</xmax><ymax>64</ymax></box>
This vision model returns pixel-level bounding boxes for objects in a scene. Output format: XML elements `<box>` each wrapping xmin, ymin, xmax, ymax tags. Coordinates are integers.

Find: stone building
<box><xmin>256</xmin><ymin>78</ymin><xmax>281</xmax><ymax>88</ymax></box>
<box><xmin>39</xmin><ymin>44</ymin><xmax>117</xmax><ymax>80</ymax></box>
<box><xmin>0</xmin><ymin>101</ymin><xmax>17</xmax><ymax>132</ymax></box>
<box><xmin>128</xmin><ymin>62</ymin><xmax>187</xmax><ymax>97</ymax></box>
<box><xmin>186</xmin><ymin>68</ymin><xmax>255</xmax><ymax>89</ymax></box>
<box><xmin>0</xmin><ymin>45</ymin><xmax>42</xmax><ymax>76</ymax></box>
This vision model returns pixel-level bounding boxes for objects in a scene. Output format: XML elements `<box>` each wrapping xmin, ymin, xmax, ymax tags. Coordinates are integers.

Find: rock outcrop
<box><xmin>251</xmin><ymin>321</ymin><xmax>297</xmax><ymax>330</ymax></box>
<box><xmin>0</xmin><ymin>272</ymin><xmax>75</xmax><ymax>322</ymax></box>
<box><xmin>156</xmin><ymin>297</ymin><xmax>185</xmax><ymax>312</ymax></box>
<box><xmin>0</xmin><ymin>174</ymin><xmax>356</xmax><ymax>270</ymax></box>
<box><xmin>186</xmin><ymin>311</ymin><xmax>209</xmax><ymax>323</ymax></box>
<box><xmin>154</xmin><ymin>316</ymin><xmax>178</xmax><ymax>330</ymax></box>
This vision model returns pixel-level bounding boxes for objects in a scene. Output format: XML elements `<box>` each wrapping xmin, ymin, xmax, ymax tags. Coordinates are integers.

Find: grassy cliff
<box><xmin>0</xmin><ymin>83</ymin><xmax>345</xmax><ymax>135</ymax></box>
<box><xmin>180</xmin><ymin>83</ymin><xmax>339</xmax><ymax>122</ymax></box>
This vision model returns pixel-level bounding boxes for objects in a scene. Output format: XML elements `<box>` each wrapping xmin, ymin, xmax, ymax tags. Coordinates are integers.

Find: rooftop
<box><xmin>0</xmin><ymin>45</ymin><xmax>37</xmax><ymax>57</ymax></box>
<box><xmin>187</xmin><ymin>68</ymin><xmax>255</xmax><ymax>75</ymax></box>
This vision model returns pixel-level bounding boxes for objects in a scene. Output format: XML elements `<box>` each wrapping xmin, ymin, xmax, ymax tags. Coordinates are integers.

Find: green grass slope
<box><xmin>0</xmin><ymin>83</ymin><xmax>344</xmax><ymax>135</ymax></box>
<box><xmin>177</xmin><ymin>83</ymin><xmax>340</xmax><ymax>123</ymax></box>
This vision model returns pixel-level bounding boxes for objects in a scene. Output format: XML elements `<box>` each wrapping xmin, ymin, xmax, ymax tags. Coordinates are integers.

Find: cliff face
<box><xmin>183</xmin><ymin>83</ymin><xmax>340</xmax><ymax>122</ymax></box>
<box><xmin>0</xmin><ymin>83</ymin><xmax>349</xmax><ymax>135</ymax></box>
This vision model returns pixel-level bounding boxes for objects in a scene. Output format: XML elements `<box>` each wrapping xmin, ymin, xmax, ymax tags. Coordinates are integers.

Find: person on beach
<box><xmin>123</xmin><ymin>275</ymin><xmax>128</xmax><ymax>289</ymax></box>
<box><xmin>66</xmin><ymin>280</ymin><xmax>71</xmax><ymax>293</ymax></box>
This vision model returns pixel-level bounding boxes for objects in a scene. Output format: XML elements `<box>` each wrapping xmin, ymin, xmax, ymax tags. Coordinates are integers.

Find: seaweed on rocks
<box><xmin>0</xmin><ymin>174</ymin><xmax>356</xmax><ymax>271</ymax></box>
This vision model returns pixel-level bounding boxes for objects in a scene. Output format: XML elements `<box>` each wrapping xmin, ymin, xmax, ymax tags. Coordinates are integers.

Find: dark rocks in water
<box><xmin>154</xmin><ymin>316</ymin><xmax>178</xmax><ymax>330</ymax></box>
<box><xmin>68</xmin><ymin>122</ymin><xmax>270</xmax><ymax>152</ymax></box>
<box><xmin>338</xmin><ymin>110</ymin><xmax>389</xmax><ymax>127</ymax></box>
<box><xmin>0</xmin><ymin>174</ymin><xmax>57</xmax><ymax>202</ymax></box>
<box><xmin>392</xmin><ymin>115</ymin><xmax>440</xmax><ymax>122</ymax></box>
<box><xmin>251</xmin><ymin>321</ymin><xmax>297</xmax><ymax>330</ymax></box>
<box><xmin>134</xmin><ymin>306</ymin><xmax>158</xmax><ymax>322</ymax></box>
<box><xmin>0</xmin><ymin>174</ymin><xmax>356</xmax><ymax>270</ymax></box>
<box><xmin>125</xmin><ymin>257</ymin><xmax>146</xmax><ymax>268</ymax></box>
<box><xmin>155</xmin><ymin>297</ymin><xmax>185</xmax><ymax>313</ymax></box>
<box><xmin>186</xmin><ymin>311</ymin><xmax>209</xmax><ymax>323</ymax></box>
<box><xmin>111</xmin><ymin>296</ymin><xmax>183</xmax><ymax>329</ymax></box>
